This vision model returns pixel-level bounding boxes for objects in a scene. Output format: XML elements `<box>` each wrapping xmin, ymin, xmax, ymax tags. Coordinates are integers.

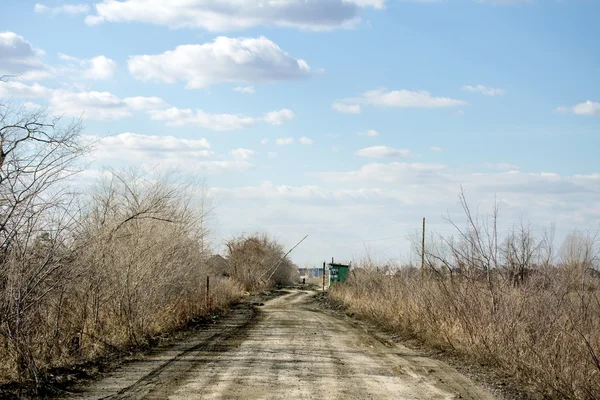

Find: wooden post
<box><xmin>322</xmin><ymin>261</ymin><xmax>326</xmax><ymax>291</ymax></box>
<box><xmin>206</xmin><ymin>275</ymin><xmax>210</xmax><ymax>312</ymax></box>
<box><xmin>421</xmin><ymin>217</ymin><xmax>426</xmax><ymax>277</ymax></box>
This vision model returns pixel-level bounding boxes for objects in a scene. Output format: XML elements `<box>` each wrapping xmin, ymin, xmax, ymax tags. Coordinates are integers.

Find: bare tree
<box><xmin>0</xmin><ymin>78</ymin><xmax>87</xmax><ymax>387</ymax></box>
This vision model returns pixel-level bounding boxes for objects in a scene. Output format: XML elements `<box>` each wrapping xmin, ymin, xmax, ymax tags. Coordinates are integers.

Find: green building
<box><xmin>328</xmin><ymin>261</ymin><xmax>350</xmax><ymax>285</ymax></box>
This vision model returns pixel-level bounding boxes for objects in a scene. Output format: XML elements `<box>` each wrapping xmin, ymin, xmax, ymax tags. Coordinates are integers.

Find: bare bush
<box><xmin>0</xmin><ymin>91</ymin><xmax>87</xmax><ymax>385</ymax></box>
<box><xmin>224</xmin><ymin>233</ymin><xmax>299</xmax><ymax>291</ymax></box>
<box><xmin>330</xmin><ymin>195</ymin><xmax>600</xmax><ymax>399</ymax></box>
<box><xmin>0</xmin><ymin>83</ymin><xmax>243</xmax><ymax>389</ymax></box>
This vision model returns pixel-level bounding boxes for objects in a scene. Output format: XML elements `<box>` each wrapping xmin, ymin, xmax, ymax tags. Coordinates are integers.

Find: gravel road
<box><xmin>63</xmin><ymin>289</ymin><xmax>497</xmax><ymax>400</ymax></box>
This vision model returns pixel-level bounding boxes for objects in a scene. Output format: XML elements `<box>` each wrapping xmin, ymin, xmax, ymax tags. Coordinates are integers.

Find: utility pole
<box><xmin>322</xmin><ymin>261</ymin><xmax>326</xmax><ymax>291</ymax></box>
<box><xmin>421</xmin><ymin>217</ymin><xmax>426</xmax><ymax>277</ymax></box>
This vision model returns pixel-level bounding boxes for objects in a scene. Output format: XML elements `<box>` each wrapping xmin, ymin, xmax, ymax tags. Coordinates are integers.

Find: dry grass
<box><xmin>330</xmin><ymin>215</ymin><xmax>600</xmax><ymax>400</ymax></box>
<box><xmin>0</xmin><ymin>169</ymin><xmax>244</xmax><ymax>390</ymax></box>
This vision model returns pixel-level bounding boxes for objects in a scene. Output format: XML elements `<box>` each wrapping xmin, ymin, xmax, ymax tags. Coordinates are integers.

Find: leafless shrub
<box><xmin>224</xmin><ymin>233</ymin><xmax>299</xmax><ymax>291</ymax></box>
<box><xmin>0</xmin><ymin>88</ymin><xmax>87</xmax><ymax>386</ymax></box>
<box><xmin>0</xmin><ymin>82</ymin><xmax>243</xmax><ymax>390</ymax></box>
<box><xmin>330</xmin><ymin>193</ymin><xmax>600</xmax><ymax>399</ymax></box>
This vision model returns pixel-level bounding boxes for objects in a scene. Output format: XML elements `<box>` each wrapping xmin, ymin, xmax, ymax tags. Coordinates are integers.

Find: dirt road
<box><xmin>64</xmin><ymin>290</ymin><xmax>496</xmax><ymax>400</ymax></box>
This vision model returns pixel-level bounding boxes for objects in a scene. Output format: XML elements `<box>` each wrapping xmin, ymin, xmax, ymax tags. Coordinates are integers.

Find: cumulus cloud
<box><xmin>430</xmin><ymin>146</ymin><xmax>443</xmax><ymax>152</ymax></box>
<box><xmin>230</xmin><ymin>148</ymin><xmax>258</xmax><ymax>160</ymax></box>
<box><xmin>342</xmin><ymin>88</ymin><xmax>467</xmax><ymax>108</ymax></box>
<box><xmin>0</xmin><ymin>81</ymin><xmax>293</xmax><ymax>128</ymax></box>
<box><xmin>263</xmin><ymin>108</ymin><xmax>295</xmax><ymax>125</ymax></box>
<box><xmin>146</xmin><ymin>107</ymin><xmax>294</xmax><ymax>130</ymax></box>
<box><xmin>58</xmin><ymin>53</ymin><xmax>117</xmax><ymax>80</ymax></box>
<box><xmin>334</xmin><ymin>89</ymin><xmax>466</xmax><ymax>112</ymax></box>
<box><xmin>276</xmin><ymin>138</ymin><xmax>295</xmax><ymax>146</ymax></box>
<box><xmin>462</xmin><ymin>84</ymin><xmax>506</xmax><ymax>96</ymax></box>
<box><xmin>320</xmin><ymin>162</ymin><xmax>447</xmax><ymax>185</ymax></box>
<box><xmin>557</xmin><ymin>101</ymin><xmax>600</xmax><ymax>117</ymax></box>
<box><xmin>332</xmin><ymin>102</ymin><xmax>361</xmax><ymax>114</ymax></box>
<box><xmin>210</xmin><ymin>166</ymin><xmax>600</xmax><ymax>267</ymax></box>
<box><xmin>0</xmin><ymin>81</ymin><xmax>167</xmax><ymax>120</ymax></box>
<box><xmin>355</xmin><ymin>146</ymin><xmax>412</xmax><ymax>158</ymax></box>
<box><xmin>299</xmin><ymin>136</ymin><xmax>314</xmax><ymax>145</ymax></box>
<box><xmin>233</xmin><ymin>86</ymin><xmax>255</xmax><ymax>94</ymax></box>
<box><xmin>128</xmin><ymin>36</ymin><xmax>310</xmax><ymax>88</ymax></box>
<box><xmin>357</xmin><ymin>129</ymin><xmax>379</xmax><ymax>137</ymax></box>
<box><xmin>89</xmin><ymin>132</ymin><xmax>254</xmax><ymax>174</ymax></box>
<box><xmin>85</xmin><ymin>0</ymin><xmax>383</xmax><ymax>31</ymax></box>
<box><xmin>34</xmin><ymin>3</ymin><xmax>90</xmax><ymax>15</ymax></box>
<box><xmin>148</xmin><ymin>107</ymin><xmax>258</xmax><ymax>131</ymax></box>
<box><xmin>261</xmin><ymin>138</ymin><xmax>269</xmax><ymax>145</ymax></box>
<box><xmin>0</xmin><ymin>32</ymin><xmax>47</xmax><ymax>76</ymax></box>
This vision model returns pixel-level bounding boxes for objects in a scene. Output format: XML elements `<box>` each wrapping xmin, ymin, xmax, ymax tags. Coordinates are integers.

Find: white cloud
<box><xmin>261</xmin><ymin>138</ymin><xmax>269</xmax><ymax>145</ymax></box>
<box><xmin>332</xmin><ymin>102</ymin><xmax>361</xmax><ymax>114</ymax></box>
<box><xmin>263</xmin><ymin>108</ymin><xmax>295</xmax><ymax>125</ymax></box>
<box><xmin>148</xmin><ymin>107</ymin><xmax>258</xmax><ymax>131</ymax></box>
<box><xmin>128</xmin><ymin>36</ymin><xmax>310</xmax><ymax>88</ymax></box>
<box><xmin>299</xmin><ymin>136</ymin><xmax>314</xmax><ymax>145</ymax></box>
<box><xmin>0</xmin><ymin>32</ymin><xmax>47</xmax><ymax>76</ymax></box>
<box><xmin>268</xmin><ymin>152</ymin><xmax>278</xmax><ymax>159</ymax></box>
<box><xmin>123</xmin><ymin>96</ymin><xmax>169</xmax><ymax>110</ymax></box>
<box><xmin>35</xmin><ymin>3</ymin><xmax>90</xmax><ymax>15</ymax></box>
<box><xmin>572</xmin><ymin>101</ymin><xmax>600</xmax><ymax>117</ymax></box>
<box><xmin>342</xmin><ymin>88</ymin><xmax>467</xmax><ymax>108</ymax></box>
<box><xmin>462</xmin><ymin>84</ymin><xmax>506</xmax><ymax>96</ymax></box>
<box><xmin>556</xmin><ymin>101</ymin><xmax>600</xmax><ymax>117</ymax></box>
<box><xmin>89</xmin><ymin>132</ymin><xmax>254</xmax><ymax>174</ymax></box>
<box><xmin>357</xmin><ymin>129</ymin><xmax>379</xmax><ymax>137</ymax></box>
<box><xmin>230</xmin><ymin>148</ymin><xmax>258</xmax><ymax>160</ymax></box>
<box><xmin>319</xmin><ymin>162</ymin><xmax>446</xmax><ymax>184</ymax></box>
<box><xmin>59</xmin><ymin>53</ymin><xmax>117</xmax><ymax>80</ymax></box>
<box><xmin>49</xmin><ymin>90</ymin><xmax>134</xmax><ymax>119</ymax></box>
<box><xmin>0</xmin><ymin>81</ymin><xmax>50</xmax><ymax>98</ymax></box>
<box><xmin>86</xmin><ymin>0</ymin><xmax>382</xmax><ymax>31</ymax></box>
<box><xmin>0</xmin><ymin>81</ymin><xmax>168</xmax><ymax>120</ymax></box>
<box><xmin>355</xmin><ymin>146</ymin><xmax>412</xmax><ymax>159</ymax></box>
<box><xmin>345</xmin><ymin>0</ymin><xmax>386</xmax><ymax>8</ymax></box>
<box><xmin>211</xmin><ymin>168</ymin><xmax>600</xmax><ymax>267</ymax></box>
<box><xmin>84</xmin><ymin>55</ymin><xmax>117</xmax><ymax>80</ymax></box>
<box><xmin>430</xmin><ymin>146</ymin><xmax>443</xmax><ymax>152</ymax></box>
<box><xmin>233</xmin><ymin>86</ymin><xmax>255</xmax><ymax>94</ymax></box>
<box><xmin>276</xmin><ymin>138</ymin><xmax>295</xmax><ymax>146</ymax></box>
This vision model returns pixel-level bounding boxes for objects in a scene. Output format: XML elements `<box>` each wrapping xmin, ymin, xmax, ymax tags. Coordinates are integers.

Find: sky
<box><xmin>1</xmin><ymin>0</ymin><xmax>599</xmax><ymax>268</ymax></box>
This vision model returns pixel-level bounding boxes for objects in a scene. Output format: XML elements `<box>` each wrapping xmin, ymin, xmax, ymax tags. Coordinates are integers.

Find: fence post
<box><xmin>206</xmin><ymin>275</ymin><xmax>210</xmax><ymax>313</ymax></box>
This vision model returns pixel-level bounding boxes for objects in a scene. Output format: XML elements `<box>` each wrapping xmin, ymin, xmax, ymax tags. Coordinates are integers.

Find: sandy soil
<box><xmin>61</xmin><ymin>289</ymin><xmax>497</xmax><ymax>400</ymax></box>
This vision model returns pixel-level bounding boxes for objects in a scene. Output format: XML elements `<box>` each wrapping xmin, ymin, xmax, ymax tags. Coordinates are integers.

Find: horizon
<box><xmin>1</xmin><ymin>0</ymin><xmax>599</xmax><ymax>268</ymax></box>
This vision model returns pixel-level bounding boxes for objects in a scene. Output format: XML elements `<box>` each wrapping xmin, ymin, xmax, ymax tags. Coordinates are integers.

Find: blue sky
<box><xmin>1</xmin><ymin>0</ymin><xmax>599</xmax><ymax>267</ymax></box>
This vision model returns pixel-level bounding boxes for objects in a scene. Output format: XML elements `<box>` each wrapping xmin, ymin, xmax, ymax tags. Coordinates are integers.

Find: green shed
<box><xmin>328</xmin><ymin>261</ymin><xmax>350</xmax><ymax>285</ymax></box>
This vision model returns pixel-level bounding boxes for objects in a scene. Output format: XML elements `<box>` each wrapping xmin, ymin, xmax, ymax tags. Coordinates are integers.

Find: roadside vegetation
<box><xmin>0</xmin><ymin>84</ymin><xmax>295</xmax><ymax>393</ymax></box>
<box><xmin>329</xmin><ymin>193</ymin><xmax>600</xmax><ymax>400</ymax></box>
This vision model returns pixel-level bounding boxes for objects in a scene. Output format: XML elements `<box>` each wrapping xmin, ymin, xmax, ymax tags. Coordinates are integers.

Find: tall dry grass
<box><xmin>0</xmin><ymin>168</ymin><xmax>244</xmax><ymax>390</ymax></box>
<box><xmin>330</xmin><ymin>197</ymin><xmax>600</xmax><ymax>399</ymax></box>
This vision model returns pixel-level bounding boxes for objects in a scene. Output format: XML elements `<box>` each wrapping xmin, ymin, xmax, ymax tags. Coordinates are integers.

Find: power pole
<box><xmin>322</xmin><ymin>261</ymin><xmax>326</xmax><ymax>291</ymax></box>
<box><xmin>421</xmin><ymin>217</ymin><xmax>426</xmax><ymax>277</ymax></box>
